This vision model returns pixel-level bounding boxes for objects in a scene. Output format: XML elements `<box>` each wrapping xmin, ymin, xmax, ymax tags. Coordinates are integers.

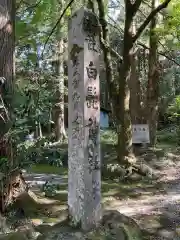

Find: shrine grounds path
<box><xmin>23</xmin><ymin>130</ymin><xmax>180</xmax><ymax>239</ymax></box>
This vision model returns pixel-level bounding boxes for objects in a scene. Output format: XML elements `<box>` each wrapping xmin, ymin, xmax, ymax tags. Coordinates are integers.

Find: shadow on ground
<box><xmin>20</xmin><ymin>137</ymin><xmax>180</xmax><ymax>239</ymax></box>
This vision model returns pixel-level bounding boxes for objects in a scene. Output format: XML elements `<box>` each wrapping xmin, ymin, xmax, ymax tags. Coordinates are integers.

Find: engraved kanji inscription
<box><xmin>87</xmin><ymin>117</ymin><xmax>100</xmax><ymax>173</ymax></box>
<box><xmin>72</xmin><ymin>91</ymin><xmax>80</xmax><ymax>102</ymax></box>
<box><xmin>86</xmin><ymin>61</ymin><xmax>97</xmax><ymax>80</ymax></box>
<box><xmin>86</xmin><ymin>86</ymin><xmax>98</xmax><ymax>109</ymax></box>
<box><xmin>72</xmin><ymin>73</ymin><xmax>80</xmax><ymax>88</ymax></box>
<box><xmin>92</xmin><ymin>180</ymin><xmax>100</xmax><ymax>199</ymax></box>
<box><xmin>85</xmin><ymin>34</ymin><xmax>98</xmax><ymax>52</ymax></box>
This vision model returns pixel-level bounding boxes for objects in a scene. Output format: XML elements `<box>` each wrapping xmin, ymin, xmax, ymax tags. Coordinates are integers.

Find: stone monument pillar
<box><xmin>68</xmin><ymin>7</ymin><xmax>101</xmax><ymax>231</ymax></box>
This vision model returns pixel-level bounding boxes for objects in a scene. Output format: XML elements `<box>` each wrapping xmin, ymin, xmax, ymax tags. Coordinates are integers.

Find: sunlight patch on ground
<box><xmin>102</xmin><ymin>189</ymin><xmax>120</xmax><ymax>197</ymax></box>
<box><xmin>105</xmin><ymin>192</ymin><xmax>180</xmax><ymax>217</ymax></box>
<box><xmin>24</xmin><ymin>173</ymin><xmax>67</xmax><ymax>187</ymax></box>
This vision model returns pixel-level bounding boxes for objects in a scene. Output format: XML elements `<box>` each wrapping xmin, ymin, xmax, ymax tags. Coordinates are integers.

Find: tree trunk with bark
<box><xmin>0</xmin><ymin>169</ymin><xmax>28</xmax><ymax>213</ymax></box>
<box><xmin>54</xmin><ymin>2</ymin><xmax>66</xmax><ymax>142</ymax></box>
<box><xmin>97</xmin><ymin>0</ymin><xmax>120</xmax><ymax>129</ymax></box>
<box><xmin>129</xmin><ymin>23</ymin><xmax>142</xmax><ymax>124</ymax></box>
<box><xmin>0</xmin><ymin>0</ymin><xmax>15</xmax><ymax>168</ymax></box>
<box><xmin>97</xmin><ymin>0</ymin><xmax>172</xmax><ymax>170</ymax></box>
<box><xmin>129</xmin><ymin>51</ymin><xmax>142</xmax><ymax>124</ymax></box>
<box><xmin>0</xmin><ymin>1</ymin><xmax>30</xmax><ymax>213</ymax></box>
<box><xmin>0</xmin><ymin>0</ymin><xmax>15</xmax><ymax>92</ymax></box>
<box><xmin>146</xmin><ymin>0</ymin><xmax>160</xmax><ymax>146</ymax></box>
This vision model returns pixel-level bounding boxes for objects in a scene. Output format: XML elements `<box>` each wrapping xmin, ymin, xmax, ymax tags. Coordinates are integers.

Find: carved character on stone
<box><xmin>86</xmin><ymin>86</ymin><xmax>98</xmax><ymax>109</ymax></box>
<box><xmin>89</xmin><ymin>126</ymin><xmax>98</xmax><ymax>144</ymax></box>
<box><xmin>87</xmin><ymin>116</ymin><xmax>100</xmax><ymax>173</ymax></box>
<box><xmin>88</xmin><ymin>141</ymin><xmax>100</xmax><ymax>173</ymax></box>
<box><xmin>73</xmin><ymin>100</ymin><xmax>79</xmax><ymax>110</ymax></box>
<box><xmin>92</xmin><ymin>180</ymin><xmax>100</xmax><ymax>199</ymax></box>
<box><xmin>72</xmin><ymin>126</ymin><xmax>83</xmax><ymax>142</ymax></box>
<box><xmin>85</xmin><ymin>33</ymin><xmax>98</xmax><ymax>52</ymax></box>
<box><xmin>86</xmin><ymin>61</ymin><xmax>97</xmax><ymax>80</ymax></box>
<box><xmin>70</xmin><ymin>44</ymin><xmax>83</xmax><ymax>65</ymax></box>
<box><xmin>72</xmin><ymin>73</ymin><xmax>80</xmax><ymax>88</ymax></box>
<box><xmin>73</xmin><ymin>112</ymin><xmax>83</xmax><ymax>125</ymax></box>
<box><xmin>86</xmin><ymin>97</ymin><xmax>98</xmax><ymax>109</ymax></box>
<box><xmin>73</xmin><ymin>67</ymin><xmax>80</xmax><ymax>78</ymax></box>
<box><xmin>72</xmin><ymin>54</ymin><xmax>79</xmax><ymax>67</ymax></box>
<box><xmin>72</xmin><ymin>91</ymin><xmax>80</xmax><ymax>103</ymax></box>
<box><xmin>83</xmin><ymin>11</ymin><xmax>100</xmax><ymax>35</ymax></box>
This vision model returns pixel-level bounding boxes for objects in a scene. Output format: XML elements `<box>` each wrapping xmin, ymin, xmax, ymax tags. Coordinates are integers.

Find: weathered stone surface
<box><xmin>101</xmin><ymin>210</ymin><xmax>142</xmax><ymax>240</ymax></box>
<box><xmin>68</xmin><ymin>7</ymin><xmax>101</xmax><ymax>230</ymax></box>
<box><xmin>36</xmin><ymin>210</ymin><xmax>142</xmax><ymax>240</ymax></box>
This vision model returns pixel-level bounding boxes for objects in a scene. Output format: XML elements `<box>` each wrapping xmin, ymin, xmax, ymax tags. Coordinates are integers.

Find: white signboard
<box><xmin>132</xmin><ymin>124</ymin><xmax>150</xmax><ymax>144</ymax></box>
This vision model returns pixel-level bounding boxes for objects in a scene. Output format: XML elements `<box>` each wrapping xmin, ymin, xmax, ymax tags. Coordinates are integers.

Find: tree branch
<box><xmin>16</xmin><ymin>0</ymin><xmax>24</xmax><ymax>11</ymax></box>
<box><xmin>16</xmin><ymin>0</ymin><xmax>42</xmax><ymax>13</ymax></box>
<box><xmin>138</xmin><ymin>42</ymin><xmax>180</xmax><ymax>67</ymax></box>
<box><xmin>132</xmin><ymin>0</ymin><xmax>143</xmax><ymax>15</ymax></box>
<box><xmin>41</xmin><ymin>0</ymin><xmax>76</xmax><ymax>58</ymax></box>
<box><xmin>125</xmin><ymin>0</ymin><xmax>132</xmax><ymax>8</ymax></box>
<box><xmin>100</xmin><ymin>38</ymin><xmax>122</xmax><ymax>62</ymax></box>
<box><xmin>107</xmin><ymin>15</ymin><xmax>180</xmax><ymax>67</ymax></box>
<box><xmin>133</xmin><ymin>0</ymin><xmax>172</xmax><ymax>43</ymax></box>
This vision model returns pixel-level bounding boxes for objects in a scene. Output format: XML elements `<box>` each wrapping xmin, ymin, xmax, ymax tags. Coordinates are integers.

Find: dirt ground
<box><xmin>19</xmin><ymin>143</ymin><xmax>180</xmax><ymax>239</ymax></box>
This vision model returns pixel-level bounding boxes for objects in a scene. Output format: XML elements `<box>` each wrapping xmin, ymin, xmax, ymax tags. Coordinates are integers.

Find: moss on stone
<box><xmin>37</xmin><ymin>210</ymin><xmax>142</xmax><ymax>240</ymax></box>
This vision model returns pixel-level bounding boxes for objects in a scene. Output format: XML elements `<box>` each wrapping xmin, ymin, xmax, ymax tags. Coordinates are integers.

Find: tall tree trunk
<box><xmin>0</xmin><ymin>0</ymin><xmax>15</xmax><ymax>166</ymax></box>
<box><xmin>97</xmin><ymin>0</ymin><xmax>172</xmax><ymax>167</ymax></box>
<box><xmin>97</xmin><ymin>0</ymin><xmax>120</xmax><ymax>128</ymax></box>
<box><xmin>117</xmin><ymin>1</ymin><xmax>136</xmax><ymax>164</ymax></box>
<box><xmin>97</xmin><ymin>0</ymin><xmax>136</xmax><ymax>164</ymax></box>
<box><xmin>129</xmin><ymin>52</ymin><xmax>142</xmax><ymax>124</ymax></box>
<box><xmin>146</xmin><ymin>0</ymin><xmax>160</xmax><ymax>146</ymax></box>
<box><xmin>0</xmin><ymin>0</ymin><xmax>15</xmax><ymax>92</ymax></box>
<box><xmin>54</xmin><ymin>1</ymin><xmax>66</xmax><ymax>142</ymax></box>
<box><xmin>129</xmin><ymin>22</ymin><xmax>142</xmax><ymax>124</ymax></box>
<box><xmin>0</xmin><ymin>0</ymin><xmax>24</xmax><ymax>214</ymax></box>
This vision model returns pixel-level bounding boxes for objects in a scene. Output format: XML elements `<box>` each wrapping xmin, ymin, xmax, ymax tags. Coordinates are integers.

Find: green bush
<box><xmin>166</xmin><ymin>96</ymin><xmax>180</xmax><ymax>144</ymax></box>
<box><xmin>157</xmin><ymin>127</ymin><xmax>178</xmax><ymax>144</ymax></box>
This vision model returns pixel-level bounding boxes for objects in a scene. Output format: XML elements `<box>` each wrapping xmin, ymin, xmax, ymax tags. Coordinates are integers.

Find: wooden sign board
<box><xmin>132</xmin><ymin>124</ymin><xmax>150</xmax><ymax>144</ymax></box>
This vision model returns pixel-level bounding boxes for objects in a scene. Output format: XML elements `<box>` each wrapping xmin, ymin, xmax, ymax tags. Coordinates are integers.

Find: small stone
<box><xmin>31</xmin><ymin>219</ymin><xmax>43</xmax><ymax>226</ymax></box>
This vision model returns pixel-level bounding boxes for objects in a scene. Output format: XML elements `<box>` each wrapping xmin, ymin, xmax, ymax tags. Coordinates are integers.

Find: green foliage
<box><xmin>167</xmin><ymin>95</ymin><xmax>180</xmax><ymax>120</ymax></box>
<box><xmin>157</xmin><ymin>127</ymin><xmax>177</xmax><ymax>144</ymax></box>
<box><xmin>42</xmin><ymin>180</ymin><xmax>60</xmax><ymax>197</ymax></box>
<box><xmin>30</xmin><ymin>164</ymin><xmax>66</xmax><ymax>174</ymax></box>
<box><xmin>156</xmin><ymin>0</ymin><xmax>180</xmax><ymax>50</ymax></box>
<box><xmin>7</xmin><ymin>72</ymin><xmax>67</xmax><ymax>168</ymax></box>
<box><xmin>14</xmin><ymin>137</ymin><xmax>67</xmax><ymax>169</ymax></box>
<box><xmin>12</xmin><ymin>0</ymin><xmax>180</xmax><ymax>171</ymax></box>
<box><xmin>0</xmin><ymin>157</ymin><xmax>9</xmax><ymax>173</ymax></box>
<box><xmin>100</xmin><ymin>129</ymin><xmax>117</xmax><ymax>145</ymax></box>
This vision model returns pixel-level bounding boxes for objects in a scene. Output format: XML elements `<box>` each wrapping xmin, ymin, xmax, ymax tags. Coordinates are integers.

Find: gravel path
<box><xmin>107</xmin><ymin>165</ymin><xmax>180</xmax><ymax>239</ymax></box>
<box><xmin>23</xmin><ymin>163</ymin><xmax>180</xmax><ymax>239</ymax></box>
<box><xmin>24</xmin><ymin>173</ymin><xmax>65</xmax><ymax>186</ymax></box>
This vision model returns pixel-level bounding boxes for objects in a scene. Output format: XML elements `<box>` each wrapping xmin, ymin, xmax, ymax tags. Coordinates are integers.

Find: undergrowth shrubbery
<box><xmin>100</xmin><ymin>129</ymin><xmax>117</xmax><ymax>145</ymax></box>
<box><xmin>1</xmin><ymin>75</ymin><xmax>68</xmax><ymax>170</ymax></box>
<box><xmin>157</xmin><ymin>127</ymin><xmax>178</xmax><ymax>144</ymax></box>
<box><xmin>164</xmin><ymin>95</ymin><xmax>180</xmax><ymax>145</ymax></box>
<box><xmin>16</xmin><ymin>138</ymin><xmax>67</xmax><ymax>168</ymax></box>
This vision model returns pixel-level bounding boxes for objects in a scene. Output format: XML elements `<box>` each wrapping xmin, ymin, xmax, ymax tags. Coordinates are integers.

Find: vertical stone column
<box><xmin>68</xmin><ymin>7</ymin><xmax>101</xmax><ymax>231</ymax></box>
